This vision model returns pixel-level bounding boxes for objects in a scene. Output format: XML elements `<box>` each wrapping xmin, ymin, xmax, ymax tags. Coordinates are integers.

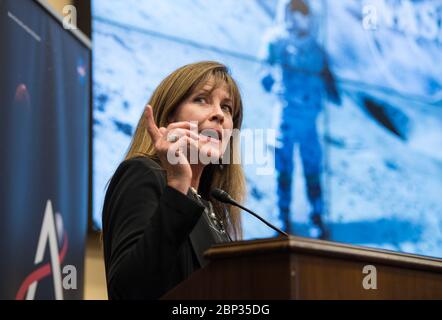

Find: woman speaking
<box><xmin>101</xmin><ymin>61</ymin><xmax>246</xmax><ymax>299</ymax></box>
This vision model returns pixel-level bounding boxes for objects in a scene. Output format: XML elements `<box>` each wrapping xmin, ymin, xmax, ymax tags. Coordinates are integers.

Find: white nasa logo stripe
<box><xmin>26</xmin><ymin>200</ymin><xmax>64</xmax><ymax>300</ymax></box>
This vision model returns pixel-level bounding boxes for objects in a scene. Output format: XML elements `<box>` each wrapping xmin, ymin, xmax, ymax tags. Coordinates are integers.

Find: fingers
<box><xmin>159</xmin><ymin>127</ymin><xmax>167</xmax><ymax>135</ymax></box>
<box><xmin>165</xmin><ymin>128</ymin><xmax>209</xmax><ymax>142</ymax></box>
<box><xmin>163</xmin><ymin>133</ymin><xmax>221</xmax><ymax>165</ymax></box>
<box><xmin>174</xmin><ymin>135</ymin><xmax>199</xmax><ymax>152</ymax></box>
<box><xmin>166</xmin><ymin>135</ymin><xmax>200</xmax><ymax>163</ymax></box>
<box><xmin>148</xmin><ymin>112</ymin><xmax>214</xmax><ymax>145</ymax></box>
<box><xmin>144</xmin><ymin>105</ymin><xmax>162</xmax><ymax>143</ymax></box>
<box><xmin>167</xmin><ymin>121</ymin><xmax>198</xmax><ymax>132</ymax></box>
<box><xmin>144</xmin><ymin>107</ymin><xmax>217</xmax><ymax>164</ymax></box>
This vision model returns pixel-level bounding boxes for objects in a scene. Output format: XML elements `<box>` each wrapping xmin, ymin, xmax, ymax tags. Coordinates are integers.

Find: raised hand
<box><xmin>144</xmin><ymin>104</ymin><xmax>210</xmax><ymax>194</ymax></box>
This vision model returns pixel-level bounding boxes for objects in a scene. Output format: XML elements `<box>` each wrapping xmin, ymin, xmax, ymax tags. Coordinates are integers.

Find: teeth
<box><xmin>200</xmin><ymin>130</ymin><xmax>220</xmax><ymax>140</ymax></box>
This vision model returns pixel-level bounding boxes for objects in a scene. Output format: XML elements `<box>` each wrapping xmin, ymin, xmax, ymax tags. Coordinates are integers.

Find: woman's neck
<box><xmin>190</xmin><ymin>163</ymin><xmax>205</xmax><ymax>190</ymax></box>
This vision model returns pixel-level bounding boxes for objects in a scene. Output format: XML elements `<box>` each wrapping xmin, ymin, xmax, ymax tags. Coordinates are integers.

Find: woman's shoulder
<box><xmin>110</xmin><ymin>156</ymin><xmax>166</xmax><ymax>188</ymax></box>
<box><xmin>118</xmin><ymin>155</ymin><xmax>163</xmax><ymax>172</ymax></box>
<box><xmin>102</xmin><ymin>156</ymin><xmax>166</xmax><ymax>220</ymax></box>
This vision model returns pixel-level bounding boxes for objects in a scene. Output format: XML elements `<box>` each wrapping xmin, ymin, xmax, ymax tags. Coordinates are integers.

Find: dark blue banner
<box><xmin>0</xmin><ymin>0</ymin><xmax>90</xmax><ymax>299</ymax></box>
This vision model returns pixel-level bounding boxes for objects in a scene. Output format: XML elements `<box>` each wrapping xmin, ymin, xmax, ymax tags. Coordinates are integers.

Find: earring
<box><xmin>219</xmin><ymin>158</ymin><xmax>224</xmax><ymax>171</ymax></box>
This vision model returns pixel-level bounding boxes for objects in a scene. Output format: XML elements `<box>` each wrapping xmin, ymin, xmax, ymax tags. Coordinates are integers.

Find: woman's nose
<box><xmin>209</xmin><ymin>104</ymin><xmax>224</xmax><ymax>124</ymax></box>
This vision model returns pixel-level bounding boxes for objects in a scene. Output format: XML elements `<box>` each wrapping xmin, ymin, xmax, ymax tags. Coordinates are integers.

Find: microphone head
<box><xmin>210</xmin><ymin>188</ymin><xmax>235</xmax><ymax>204</ymax></box>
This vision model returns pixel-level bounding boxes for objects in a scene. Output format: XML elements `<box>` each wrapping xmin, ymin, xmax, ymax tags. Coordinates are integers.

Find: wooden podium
<box><xmin>162</xmin><ymin>236</ymin><xmax>442</xmax><ymax>299</ymax></box>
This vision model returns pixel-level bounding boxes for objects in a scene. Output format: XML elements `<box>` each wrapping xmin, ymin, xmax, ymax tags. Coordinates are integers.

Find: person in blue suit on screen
<box><xmin>260</xmin><ymin>0</ymin><xmax>341</xmax><ymax>239</ymax></box>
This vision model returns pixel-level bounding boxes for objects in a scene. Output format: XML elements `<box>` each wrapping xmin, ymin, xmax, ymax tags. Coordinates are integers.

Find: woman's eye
<box><xmin>194</xmin><ymin>96</ymin><xmax>206</xmax><ymax>104</ymax></box>
<box><xmin>222</xmin><ymin>105</ymin><xmax>233</xmax><ymax>114</ymax></box>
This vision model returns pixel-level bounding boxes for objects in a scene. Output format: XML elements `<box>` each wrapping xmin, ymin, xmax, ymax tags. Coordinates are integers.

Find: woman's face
<box><xmin>170</xmin><ymin>80</ymin><xmax>235</xmax><ymax>162</ymax></box>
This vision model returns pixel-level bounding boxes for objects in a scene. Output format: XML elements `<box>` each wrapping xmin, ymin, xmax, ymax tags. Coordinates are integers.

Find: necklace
<box><xmin>190</xmin><ymin>187</ymin><xmax>200</xmax><ymax>199</ymax></box>
<box><xmin>190</xmin><ymin>187</ymin><xmax>227</xmax><ymax>235</ymax></box>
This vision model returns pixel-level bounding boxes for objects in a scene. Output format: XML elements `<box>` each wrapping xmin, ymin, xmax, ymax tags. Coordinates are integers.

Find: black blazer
<box><xmin>102</xmin><ymin>156</ymin><xmax>229</xmax><ymax>300</ymax></box>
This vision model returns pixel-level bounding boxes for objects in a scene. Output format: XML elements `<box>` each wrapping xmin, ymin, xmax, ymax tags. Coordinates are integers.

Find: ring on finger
<box><xmin>167</xmin><ymin>134</ymin><xmax>179</xmax><ymax>142</ymax></box>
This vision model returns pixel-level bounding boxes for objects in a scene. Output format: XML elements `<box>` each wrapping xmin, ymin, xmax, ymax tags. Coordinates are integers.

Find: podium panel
<box><xmin>162</xmin><ymin>237</ymin><xmax>442</xmax><ymax>299</ymax></box>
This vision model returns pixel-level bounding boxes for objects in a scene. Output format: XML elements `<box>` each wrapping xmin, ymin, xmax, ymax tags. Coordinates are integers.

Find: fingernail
<box><xmin>145</xmin><ymin>105</ymin><xmax>151</xmax><ymax>116</ymax></box>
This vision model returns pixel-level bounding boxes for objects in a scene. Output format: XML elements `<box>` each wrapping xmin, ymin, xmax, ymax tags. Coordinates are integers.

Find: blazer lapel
<box><xmin>189</xmin><ymin>209</ymin><xmax>216</xmax><ymax>268</ymax></box>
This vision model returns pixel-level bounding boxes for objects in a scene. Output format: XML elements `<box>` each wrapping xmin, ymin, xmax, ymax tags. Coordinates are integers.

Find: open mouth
<box><xmin>199</xmin><ymin>128</ymin><xmax>222</xmax><ymax>142</ymax></box>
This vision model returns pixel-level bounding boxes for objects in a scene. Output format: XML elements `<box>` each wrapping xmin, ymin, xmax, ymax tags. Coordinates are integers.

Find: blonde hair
<box><xmin>124</xmin><ymin>61</ymin><xmax>246</xmax><ymax>240</ymax></box>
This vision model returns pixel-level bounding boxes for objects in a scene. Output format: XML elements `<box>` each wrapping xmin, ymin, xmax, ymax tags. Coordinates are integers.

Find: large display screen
<box><xmin>92</xmin><ymin>0</ymin><xmax>442</xmax><ymax>258</ymax></box>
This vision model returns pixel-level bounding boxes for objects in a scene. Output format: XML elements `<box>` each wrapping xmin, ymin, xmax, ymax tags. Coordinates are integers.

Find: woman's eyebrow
<box><xmin>194</xmin><ymin>88</ymin><xmax>211</xmax><ymax>95</ymax></box>
<box><xmin>194</xmin><ymin>87</ymin><xmax>232</xmax><ymax>102</ymax></box>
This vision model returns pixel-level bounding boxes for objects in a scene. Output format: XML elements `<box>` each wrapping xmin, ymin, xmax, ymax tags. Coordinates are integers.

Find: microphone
<box><xmin>211</xmin><ymin>188</ymin><xmax>289</xmax><ymax>237</ymax></box>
